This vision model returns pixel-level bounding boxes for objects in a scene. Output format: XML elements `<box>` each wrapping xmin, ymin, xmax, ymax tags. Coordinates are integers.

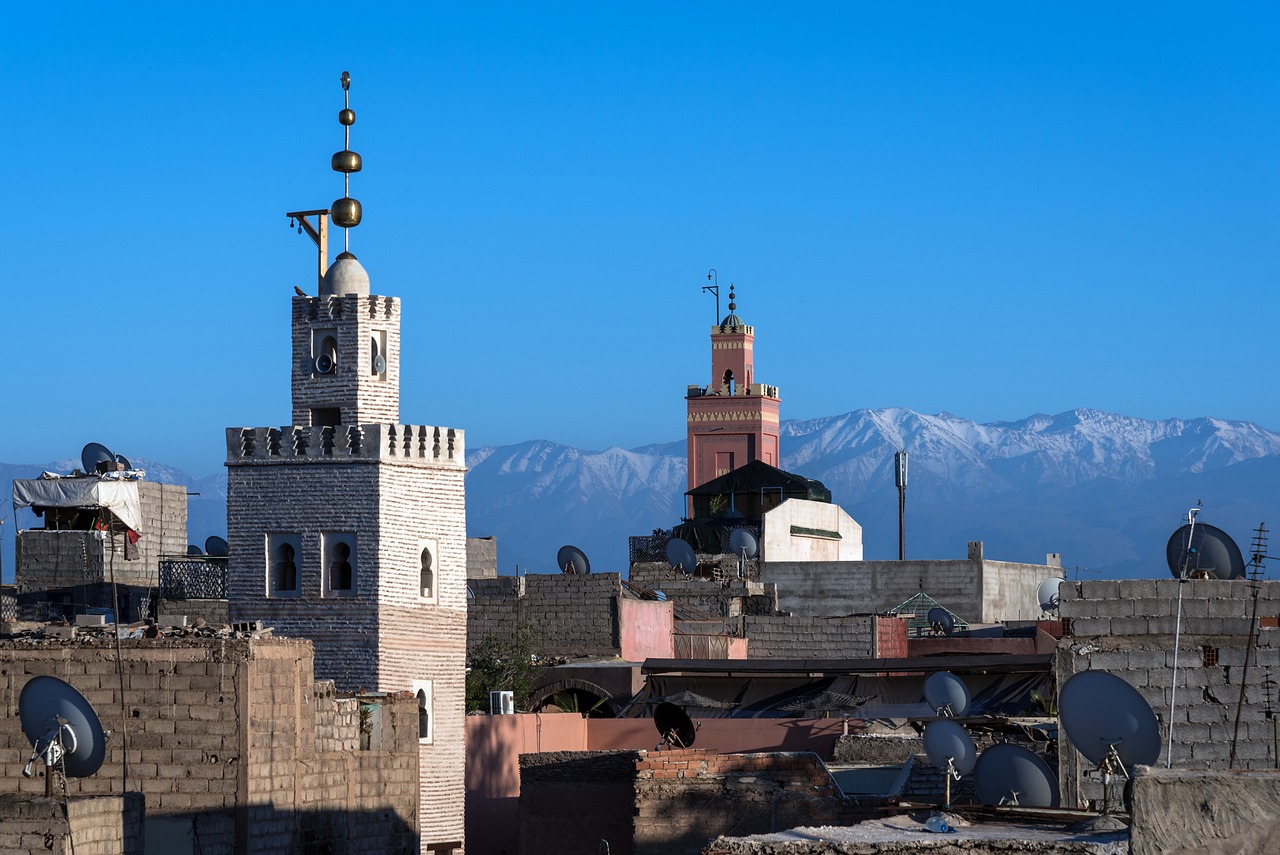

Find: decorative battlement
<box><xmin>226</xmin><ymin>424</ymin><xmax>465</xmax><ymax>467</ymax></box>
<box><xmin>710</xmin><ymin>324</ymin><xmax>754</xmax><ymax>336</ymax></box>
<box><xmin>686</xmin><ymin>383</ymin><xmax>780</xmax><ymax>399</ymax></box>
<box><xmin>299</xmin><ymin>293</ymin><xmax>399</xmax><ymax>322</ymax></box>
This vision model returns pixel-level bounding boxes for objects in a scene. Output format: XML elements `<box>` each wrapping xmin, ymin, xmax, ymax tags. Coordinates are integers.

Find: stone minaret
<box><xmin>225</xmin><ymin>72</ymin><xmax>467</xmax><ymax>850</ymax></box>
<box><xmin>685</xmin><ymin>285</ymin><xmax>782</xmax><ymax>512</ymax></box>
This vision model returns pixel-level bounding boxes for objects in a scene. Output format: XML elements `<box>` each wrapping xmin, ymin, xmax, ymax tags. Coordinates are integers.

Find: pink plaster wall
<box><xmin>619</xmin><ymin>598</ymin><xmax>674</xmax><ymax>661</ymax></box>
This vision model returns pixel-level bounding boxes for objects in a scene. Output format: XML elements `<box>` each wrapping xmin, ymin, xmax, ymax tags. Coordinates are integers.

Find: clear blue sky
<box><xmin>3</xmin><ymin>3</ymin><xmax>1277</xmax><ymax>477</ymax></box>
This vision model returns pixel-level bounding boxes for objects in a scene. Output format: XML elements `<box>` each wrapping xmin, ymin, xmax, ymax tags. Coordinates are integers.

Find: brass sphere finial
<box><xmin>332</xmin><ymin>71</ymin><xmax>362</xmax><ymax>247</ymax></box>
<box><xmin>728</xmin><ymin>285</ymin><xmax>736</xmax><ymax>313</ymax></box>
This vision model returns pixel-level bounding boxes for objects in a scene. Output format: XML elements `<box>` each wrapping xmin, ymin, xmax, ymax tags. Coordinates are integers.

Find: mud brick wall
<box><xmin>741</xmin><ymin>615</ymin><xmax>876</xmax><ymax>659</ymax></box>
<box><xmin>0</xmin><ymin>637</ymin><xmax>418</xmax><ymax>855</ymax></box>
<box><xmin>633</xmin><ymin>749</ymin><xmax>862</xmax><ymax>855</ymax></box>
<box><xmin>1057</xmin><ymin>578</ymin><xmax>1280</xmax><ymax>809</ymax></box>
<box><xmin>0</xmin><ymin>793</ymin><xmax>144</xmax><ymax>855</ymax></box>
<box><xmin>518</xmin><ymin>751</ymin><xmax>643</xmax><ymax>855</ymax></box>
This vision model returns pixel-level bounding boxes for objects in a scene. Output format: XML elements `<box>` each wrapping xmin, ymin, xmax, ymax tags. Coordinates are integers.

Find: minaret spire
<box><xmin>330</xmin><ymin>71</ymin><xmax>363</xmax><ymax>252</ymax></box>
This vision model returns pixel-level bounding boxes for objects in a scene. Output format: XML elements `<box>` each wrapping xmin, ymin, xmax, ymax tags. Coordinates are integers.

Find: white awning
<box><xmin>12</xmin><ymin>476</ymin><xmax>143</xmax><ymax>533</ymax></box>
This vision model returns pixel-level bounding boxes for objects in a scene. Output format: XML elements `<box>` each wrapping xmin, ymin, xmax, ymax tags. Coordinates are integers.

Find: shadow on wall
<box><xmin>143</xmin><ymin>804</ymin><xmax>421</xmax><ymax>855</ymax></box>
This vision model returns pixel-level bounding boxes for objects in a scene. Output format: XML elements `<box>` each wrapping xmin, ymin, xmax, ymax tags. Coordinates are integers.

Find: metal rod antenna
<box><xmin>1167</xmin><ymin>506</ymin><xmax>1199</xmax><ymax>767</ymax></box>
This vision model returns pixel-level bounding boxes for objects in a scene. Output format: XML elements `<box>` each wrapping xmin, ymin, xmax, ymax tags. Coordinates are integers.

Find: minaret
<box><xmin>685</xmin><ymin>285</ymin><xmax>781</xmax><ymax>512</ymax></box>
<box><xmin>225</xmin><ymin>73</ymin><xmax>467</xmax><ymax>849</ymax></box>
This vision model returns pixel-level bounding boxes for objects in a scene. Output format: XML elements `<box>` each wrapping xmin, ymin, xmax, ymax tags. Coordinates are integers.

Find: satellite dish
<box><xmin>1037</xmin><ymin>578</ymin><xmax>1065</xmax><ymax>614</ymax></box>
<box><xmin>114</xmin><ymin>453</ymin><xmax>132</xmax><ymax>470</ymax></box>
<box><xmin>1059</xmin><ymin>670</ymin><xmax>1161</xmax><ymax>768</ymax></box>
<box><xmin>729</xmin><ymin>528</ymin><xmax>758</xmax><ymax>559</ymax></box>
<box><xmin>372</xmin><ymin>354</ymin><xmax>387</xmax><ymax>374</ymax></box>
<box><xmin>923</xmin><ymin>671</ymin><xmax>971</xmax><ymax>717</ymax></box>
<box><xmin>556</xmin><ymin>544</ymin><xmax>590</xmax><ymax>575</ymax></box>
<box><xmin>186</xmin><ymin>544</ymin><xmax>203</xmax><ymax>556</ymax></box>
<box><xmin>205</xmin><ymin>536</ymin><xmax>229</xmax><ymax>557</ymax></box>
<box><xmin>927</xmin><ymin>607</ymin><xmax>955</xmax><ymax>636</ymax></box>
<box><xmin>1166</xmin><ymin>522</ymin><xmax>1246</xmax><ymax>580</ymax></box>
<box><xmin>315</xmin><ymin>353</ymin><xmax>336</xmax><ymax>375</ymax></box>
<box><xmin>19</xmin><ymin>676</ymin><xmax>108</xmax><ymax>779</ymax></box>
<box><xmin>665</xmin><ymin>538</ymin><xmax>698</xmax><ymax>573</ymax></box>
<box><xmin>974</xmin><ymin>743</ymin><xmax>1060</xmax><ymax>807</ymax></box>
<box><xmin>923</xmin><ymin>719</ymin><xmax>976</xmax><ymax>775</ymax></box>
<box><xmin>80</xmin><ymin>442</ymin><xmax>115</xmax><ymax>474</ymax></box>
<box><xmin>653</xmin><ymin>702</ymin><xmax>697</xmax><ymax>748</ymax></box>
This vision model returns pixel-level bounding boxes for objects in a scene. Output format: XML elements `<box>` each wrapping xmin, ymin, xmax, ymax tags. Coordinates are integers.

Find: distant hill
<box><xmin>5</xmin><ymin>408</ymin><xmax>1279</xmax><ymax>584</ymax></box>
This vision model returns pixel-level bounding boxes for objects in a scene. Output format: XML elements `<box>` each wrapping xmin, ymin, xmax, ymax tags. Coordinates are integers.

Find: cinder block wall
<box><xmin>1056</xmin><ymin>578</ymin><xmax>1280</xmax><ymax>808</ymax></box>
<box><xmin>741</xmin><ymin>615</ymin><xmax>876</xmax><ymax>659</ymax></box>
<box><xmin>468</xmin><ymin>573</ymin><xmax>624</xmax><ymax>658</ymax></box>
<box><xmin>0</xmin><ymin>638</ymin><xmax>419</xmax><ymax>854</ymax></box>
<box><xmin>0</xmin><ymin>793</ymin><xmax>143</xmax><ymax>855</ymax></box>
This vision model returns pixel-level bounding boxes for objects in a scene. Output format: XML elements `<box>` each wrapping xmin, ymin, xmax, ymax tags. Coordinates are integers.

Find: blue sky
<box><xmin>3</xmin><ymin>3</ymin><xmax>1277</xmax><ymax>478</ymax></box>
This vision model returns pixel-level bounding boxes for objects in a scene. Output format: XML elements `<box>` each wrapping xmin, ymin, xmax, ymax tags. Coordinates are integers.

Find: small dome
<box><xmin>320</xmin><ymin>251</ymin><xmax>370</xmax><ymax>297</ymax></box>
<box><xmin>720</xmin><ymin>312</ymin><xmax>744</xmax><ymax>330</ymax></box>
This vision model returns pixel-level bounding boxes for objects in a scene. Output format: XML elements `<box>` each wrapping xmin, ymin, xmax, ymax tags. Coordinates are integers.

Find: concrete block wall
<box><xmin>0</xmin><ymin>637</ymin><xmax>419</xmax><ymax>855</ymax></box>
<box><xmin>762</xmin><ymin>557</ymin><xmax>1049</xmax><ymax>623</ymax></box>
<box><xmin>467</xmin><ymin>576</ymin><xmax>524</xmax><ymax>649</ymax></box>
<box><xmin>0</xmin><ymin>793</ymin><xmax>143</xmax><ymax>855</ymax></box>
<box><xmin>741</xmin><ymin>615</ymin><xmax>876</xmax><ymax>659</ymax></box>
<box><xmin>467</xmin><ymin>536</ymin><xmax>498</xmax><ymax>578</ymax></box>
<box><xmin>1056</xmin><ymin>578</ymin><xmax>1280</xmax><ymax>808</ymax></box>
<box><xmin>467</xmin><ymin>573</ymin><xmax>625</xmax><ymax>658</ymax></box>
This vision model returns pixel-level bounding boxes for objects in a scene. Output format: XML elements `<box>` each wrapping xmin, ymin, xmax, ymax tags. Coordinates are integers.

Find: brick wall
<box><xmin>1057</xmin><ymin>578</ymin><xmax>1280</xmax><ymax>808</ymax></box>
<box><xmin>0</xmin><ymin>637</ymin><xmax>419</xmax><ymax>854</ymax></box>
<box><xmin>291</xmin><ymin>293</ymin><xmax>402</xmax><ymax>427</ymax></box>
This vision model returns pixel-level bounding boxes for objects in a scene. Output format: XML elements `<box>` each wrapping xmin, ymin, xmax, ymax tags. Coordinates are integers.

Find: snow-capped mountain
<box><xmin>5</xmin><ymin>408</ymin><xmax>1279</xmax><ymax>584</ymax></box>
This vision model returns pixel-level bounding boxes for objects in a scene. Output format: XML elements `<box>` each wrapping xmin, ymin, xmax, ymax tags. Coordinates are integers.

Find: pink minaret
<box><xmin>685</xmin><ymin>285</ymin><xmax>781</xmax><ymax>512</ymax></box>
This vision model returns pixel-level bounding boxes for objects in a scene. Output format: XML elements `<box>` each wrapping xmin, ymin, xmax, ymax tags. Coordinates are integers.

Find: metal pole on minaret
<box><xmin>894</xmin><ymin>450</ymin><xmax>908</xmax><ymax>560</ymax></box>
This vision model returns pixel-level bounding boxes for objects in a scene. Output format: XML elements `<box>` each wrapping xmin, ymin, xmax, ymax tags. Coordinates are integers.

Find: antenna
<box><xmin>1166</xmin><ymin>521</ymin><xmax>1246</xmax><ymax>580</ymax></box>
<box><xmin>728</xmin><ymin>528</ymin><xmax>757</xmax><ymax>579</ymax></box>
<box><xmin>922</xmin><ymin>719</ymin><xmax>975</xmax><ymax>810</ymax></box>
<box><xmin>894</xmin><ymin>450</ymin><xmax>908</xmax><ymax>560</ymax></box>
<box><xmin>1229</xmin><ymin>522</ymin><xmax>1272</xmax><ymax>766</ymax></box>
<box><xmin>19</xmin><ymin>676</ymin><xmax>108</xmax><ymax>796</ymax></box>
<box><xmin>974</xmin><ymin>744</ymin><xmax>1060</xmax><ymax>808</ymax></box>
<box><xmin>1037</xmin><ymin>578</ymin><xmax>1065</xmax><ymax>616</ymax></box>
<box><xmin>556</xmin><ymin>545</ymin><xmax>590</xmax><ymax>575</ymax></box>
<box><xmin>653</xmin><ymin>702</ymin><xmax>698</xmax><ymax>749</ymax></box>
<box><xmin>923</xmin><ymin>671</ymin><xmax>970</xmax><ymax>717</ymax></box>
<box><xmin>81</xmin><ymin>442</ymin><xmax>115</xmax><ymax>475</ymax></box>
<box><xmin>665</xmin><ymin>538</ymin><xmax>698</xmax><ymax>577</ymax></box>
<box><xmin>1059</xmin><ymin>670</ymin><xmax>1160</xmax><ymax>812</ymax></box>
<box><xmin>926</xmin><ymin>607</ymin><xmax>955</xmax><ymax>637</ymax></box>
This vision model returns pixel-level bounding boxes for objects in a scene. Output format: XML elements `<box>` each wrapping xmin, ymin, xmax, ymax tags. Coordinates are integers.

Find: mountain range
<box><xmin>4</xmin><ymin>408</ymin><xmax>1280</xmax><ymax>584</ymax></box>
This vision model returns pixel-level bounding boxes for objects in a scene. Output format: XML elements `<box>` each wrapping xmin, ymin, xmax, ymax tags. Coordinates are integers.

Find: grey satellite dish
<box><xmin>729</xmin><ymin>528</ymin><xmax>758</xmax><ymax>559</ymax></box>
<box><xmin>114</xmin><ymin>453</ymin><xmax>132</xmax><ymax>470</ymax></box>
<box><xmin>923</xmin><ymin>719</ymin><xmax>976</xmax><ymax>775</ymax></box>
<box><xmin>186</xmin><ymin>544</ymin><xmax>203</xmax><ymax>556</ymax></box>
<box><xmin>19</xmin><ymin>676</ymin><xmax>108</xmax><ymax>780</ymax></box>
<box><xmin>80</xmin><ymin>442</ymin><xmax>115</xmax><ymax>474</ymax></box>
<box><xmin>654</xmin><ymin>702</ymin><xmax>697</xmax><ymax>748</ymax></box>
<box><xmin>1037</xmin><ymin>578</ymin><xmax>1065</xmax><ymax>614</ymax></box>
<box><xmin>315</xmin><ymin>353</ymin><xmax>336</xmax><ymax>374</ymax></box>
<box><xmin>1059</xmin><ymin>670</ymin><xmax>1161</xmax><ymax>768</ymax></box>
<box><xmin>924</xmin><ymin>671</ymin><xmax>971</xmax><ymax>717</ymax></box>
<box><xmin>1166</xmin><ymin>523</ymin><xmax>1246</xmax><ymax>580</ymax></box>
<box><xmin>556</xmin><ymin>544</ymin><xmax>590</xmax><ymax>575</ymax></box>
<box><xmin>974</xmin><ymin>743</ymin><xmax>1060</xmax><ymax>807</ymax></box>
<box><xmin>205</xmin><ymin>536</ymin><xmax>229</xmax><ymax>557</ymax></box>
<box><xmin>665</xmin><ymin>538</ymin><xmax>698</xmax><ymax>573</ymax></box>
<box><xmin>372</xmin><ymin>354</ymin><xmax>387</xmax><ymax>374</ymax></box>
<box><xmin>927</xmin><ymin>607</ymin><xmax>955</xmax><ymax>636</ymax></box>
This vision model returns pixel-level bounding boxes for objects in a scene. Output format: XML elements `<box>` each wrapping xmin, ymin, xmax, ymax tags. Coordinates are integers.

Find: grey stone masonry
<box><xmin>743</xmin><ymin>614</ymin><xmax>876</xmax><ymax>659</ymax></box>
<box><xmin>467</xmin><ymin>573</ymin><xmax>625</xmax><ymax>657</ymax></box>
<box><xmin>1056</xmin><ymin>578</ymin><xmax>1280</xmax><ymax>809</ymax></box>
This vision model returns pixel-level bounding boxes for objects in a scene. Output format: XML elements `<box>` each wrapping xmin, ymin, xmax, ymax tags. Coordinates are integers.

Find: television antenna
<box><xmin>923</xmin><ymin>671</ymin><xmax>971</xmax><ymax>718</ymax></box>
<box><xmin>1037</xmin><ymin>577</ymin><xmax>1065</xmax><ymax>617</ymax></box>
<box><xmin>922</xmin><ymin>719</ymin><xmax>975</xmax><ymax>810</ymax></box>
<box><xmin>974</xmin><ymin>743</ymin><xmax>1060</xmax><ymax>808</ymax></box>
<box><xmin>1059</xmin><ymin>670</ymin><xmax>1160</xmax><ymax>811</ymax></box>
<box><xmin>19</xmin><ymin>676</ymin><xmax>109</xmax><ymax>797</ymax></box>
<box><xmin>926</xmin><ymin>606</ymin><xmax>955</xmax><ymax>637</ymax></box>
<box><xmin>556</xmin><ymin>545</ymin><xmax>591</xmax><ymax>575</ymax></box>
<box><xmin>728</xmin><ymin>528</ymin><xmax>757</xmax><ymax>579</ymax></box>
<box><xmin>665</xmin><ymin>538</ymin><xmax>698</xmax><ymax>578</ymax></box>
<box><xmin>1229</xmin><ymin>522</ymin><xmax>1274</xmax><ymax>766</ymax></box>
<box><xmin>653</xmin><ymin>702</ymin><xmax>699</xmax><ymax>749</ymax></box>
<box><xmin>80</xmin><ymin>442</ymin><xmax>115</xmax><ymax>475</ymax></box>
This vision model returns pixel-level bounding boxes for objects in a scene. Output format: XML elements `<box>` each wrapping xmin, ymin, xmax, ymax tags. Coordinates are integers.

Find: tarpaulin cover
<box><xmin>12</xmin><ymin>477</ymin><xmax>143</xmax><ymax>533</ymax></box>
<box><xmin>620</xmin><ymin>671</ymin><xmax>1050</xmax><ymax>719</ymax></box>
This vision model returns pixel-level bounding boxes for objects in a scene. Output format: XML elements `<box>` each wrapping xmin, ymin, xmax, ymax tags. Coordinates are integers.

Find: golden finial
<box><xmin>330</xmin><ymin>70</ymin><xmax>362</xmax><ymax>250</ymax></box>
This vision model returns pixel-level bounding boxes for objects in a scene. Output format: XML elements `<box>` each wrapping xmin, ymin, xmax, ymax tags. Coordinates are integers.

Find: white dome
<box><xmin>320</xmin><ymin>251</ymin><xmax>370</xmax><ymax>297</ymax></box>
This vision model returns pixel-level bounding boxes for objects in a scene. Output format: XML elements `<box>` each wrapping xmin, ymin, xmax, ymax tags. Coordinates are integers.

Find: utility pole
<box><xmin>894</xmin><ymin>451</ymin><xmax>908</xmax><ymax>560</ymax></box>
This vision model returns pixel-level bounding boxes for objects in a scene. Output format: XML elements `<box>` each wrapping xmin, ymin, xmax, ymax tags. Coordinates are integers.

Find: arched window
<box><xmin>323</xmin><ymin>533</ymin><xmax>356</xmax><ymax>596</ymax></box>
<box><xmin>266</xmin><ymin>533</ymin><xmax>301</xmax><ymax>597</ymax></box>
<box><xmin>413</xmin><ymin>680</ymin><xmax>434</xmax><ymax>743</ymax></box>
<box><xmin>420</xmin><ymin>547</ymin><xmax>434</xmax><ymax>599</ymax></box>
<box><xmin>723</xmin><ymin>368</ymin><xmax>735</xmax><ymax>396</ymax></box>
<box><xmin>275</xmin><ymin>543</ymin><xmax>297</xmax><ymax>591</ymax></box>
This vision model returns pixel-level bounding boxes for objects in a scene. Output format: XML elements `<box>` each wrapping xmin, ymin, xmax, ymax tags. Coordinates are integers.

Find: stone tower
<box><xmin>685</xmin><ymin>285</ymin><xmax>781</xmax><ymax>512</ymax></box>
<box><xmin>225</xmin><ymin>74</ymin><xmax>466</xmax><ymax>850</ymax></box>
